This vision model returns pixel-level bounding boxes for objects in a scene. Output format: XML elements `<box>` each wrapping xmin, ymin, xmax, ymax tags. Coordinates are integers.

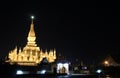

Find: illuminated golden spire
<box><xmin>27</xmin><ymin>16</ymin><xmax>36</xmax><ymax>46</ymax></box>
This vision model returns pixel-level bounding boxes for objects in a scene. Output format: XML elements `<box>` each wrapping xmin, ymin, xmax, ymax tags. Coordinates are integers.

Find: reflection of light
<box><xmin>106</xmin><ymin>75</ymin><xmax>111</xmax><ymax>78</ymax></box>
<box><xmin>37</xmin><ymin>70</ymin><xmax>46</xmax><ymax>74</ymax></box>
<box><xmin>58</xmin><ymin>75</ymin><xmax>70</xmax><ymax>78</ymax></box>
<box><xmin>16</xmin><ymin>70</ymin><xmax>23</xmax><ymax>75</ymax></box>
<box><xmin>96</xmin><ymin>69</ymin><xmax>102</xmax><ymax>73</ymax></box>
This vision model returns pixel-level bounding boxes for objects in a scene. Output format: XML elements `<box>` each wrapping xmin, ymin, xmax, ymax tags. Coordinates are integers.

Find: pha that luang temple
<box><xmin>6</xmin><ymin>16</ymin><xmax>56</xmax><ymax>66</ymax></box>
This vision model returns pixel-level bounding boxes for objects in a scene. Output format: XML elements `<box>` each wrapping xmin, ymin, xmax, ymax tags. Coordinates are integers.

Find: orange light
<box><xmin>104</xmin><ymin>60</ymin><xmax>109</xmax><ymax>65</ymax></box>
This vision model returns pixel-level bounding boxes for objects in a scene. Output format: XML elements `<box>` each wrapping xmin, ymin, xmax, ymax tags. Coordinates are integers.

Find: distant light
<box><xmin>104</xmin><ymin>61</ymin><xmax>109</xmax><ymax>65</ymax></box>
<box><xmin>82</xmin><ymin>66</ymin><xmax>87</xmax><ymax>69</ymax></box>
<box><xmin>37</xmin><ymin>70</ymin><xmax>46</xmax><ymax>74</ymax></box>
<box><xmin>40</xmin><ymin>70</ymin><xmax>46</xmax><ymax>74</ymax></box>
<box><xmin>31</xmin><ymin>16</ymin><xmax>34</xmax><ymax>19</ymax></box>
<box><xmin>16</xmin><ymin>70</ymin><xmax>23</xmax><ymax>75</ymax></box>
<box><xmin>96</xmin><ymin>69</ymin><xmax>102</xmax><ymax>74</ymax></box>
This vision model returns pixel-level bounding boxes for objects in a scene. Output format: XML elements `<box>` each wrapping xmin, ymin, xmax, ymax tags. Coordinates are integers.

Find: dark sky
<box><xmin>0</xmin><ymin>0</ymin><xmax>120</xmax><ymax>65</ymax></box>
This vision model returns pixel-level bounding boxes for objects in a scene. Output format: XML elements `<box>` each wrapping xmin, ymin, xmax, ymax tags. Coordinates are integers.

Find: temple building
<box><xmin>102</xmin><ymin>55</ymin><xmax>120</xmax><ymax>67</ymax></box>
<box><xmin>6</xmin><ymin>16</ymin><xmax>56</xmax><ymax>66</ymax></box>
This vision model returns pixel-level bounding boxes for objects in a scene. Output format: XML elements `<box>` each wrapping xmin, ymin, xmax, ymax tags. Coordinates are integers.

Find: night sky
<box><xmin>0</xmin><ymin>1</ymin><xmax>120</xmax><ymax>65</ymax></box>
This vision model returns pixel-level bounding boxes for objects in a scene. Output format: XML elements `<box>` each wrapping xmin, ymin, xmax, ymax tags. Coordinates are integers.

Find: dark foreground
<box><xmin>1</xmin><ymin>74</ymin><xmax>120</xmax><ymax>78</ymax></box>
<box><xmin>1</xmin><ymin>63</ymin><xmax>120</xmax><ymax>78</ymax></box>
<box><xmin>1</xmin><ymin>74</ymin><xmax>97</xmax><ymax>78</ymax></box>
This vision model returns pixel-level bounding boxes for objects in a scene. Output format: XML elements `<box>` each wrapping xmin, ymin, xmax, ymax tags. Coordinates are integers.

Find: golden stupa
<box><xmin>6</xmin><ymin>16</ymin><xmax>56</xmax><ymax>66</ymax></box>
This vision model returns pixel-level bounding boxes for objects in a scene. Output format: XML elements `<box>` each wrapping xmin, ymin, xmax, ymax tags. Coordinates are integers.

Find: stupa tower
<box><xmin>27</xmin><ymin>16</ymin><xmax>37</xmax><ymax>46</ymax></box>
<box><xmin>23</xmin><ymin>16</ymin><xmax>40</xmax><ymax>56</ymax></box>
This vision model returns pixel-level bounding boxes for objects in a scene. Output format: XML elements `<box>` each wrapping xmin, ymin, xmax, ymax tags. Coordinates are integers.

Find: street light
<box><xmin>104</xmin><ymin>60</ymin><xmax>109</xmax><ymax>66</ymax></box>
<box><xmin>96</xmin><ymin>69</ymin><xmax>102</xmax><ymax>78</ymax></box>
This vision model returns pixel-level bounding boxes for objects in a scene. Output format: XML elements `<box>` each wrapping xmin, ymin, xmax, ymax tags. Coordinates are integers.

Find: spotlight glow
<box><xmin>96</xmin><ymin>69</ymin><xmax>102</xmax><ymax>73</ymax></box>
<box><xmin>16</xmin><ymin>70</ymin><xmax>23</xmax><ymax>75</ymax></box>
<box><xmin>31</xmin><ymin>16</ymin><xmax>34</xmax><ymax>19</ymax></box>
